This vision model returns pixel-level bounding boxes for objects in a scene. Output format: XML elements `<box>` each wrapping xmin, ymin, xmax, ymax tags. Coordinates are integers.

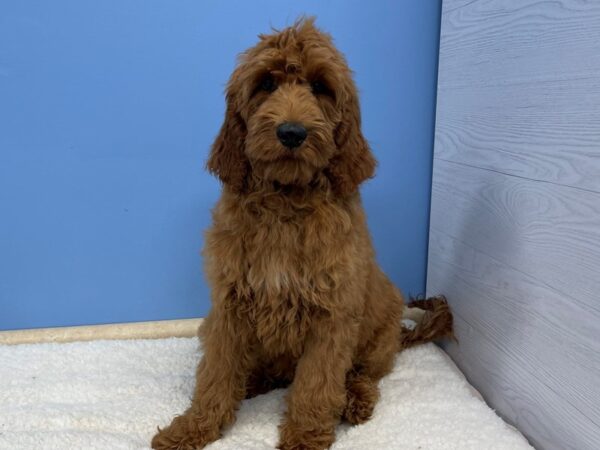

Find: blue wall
<box><xmin>0</xmin><ymin>1</ymin><xmax>441</xmax><ymax>330</ymax></box>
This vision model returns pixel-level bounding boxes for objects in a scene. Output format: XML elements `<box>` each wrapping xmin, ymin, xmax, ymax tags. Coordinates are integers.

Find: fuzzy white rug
<box><xmin>0</xmin><ymin>338</ymin><xmax>532</xmax><ymax>450</ymax></box>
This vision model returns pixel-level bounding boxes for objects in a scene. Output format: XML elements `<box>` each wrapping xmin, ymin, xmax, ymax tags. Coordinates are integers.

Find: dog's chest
<box><xmin>243</xmin><ymin>220</ymin><xmax>323</xmax><ymax>356</ymax></box>
<box><xmin>205</xmin><ymin>197</ymin><xmax>354</xmax><ymax>355</ymax></box>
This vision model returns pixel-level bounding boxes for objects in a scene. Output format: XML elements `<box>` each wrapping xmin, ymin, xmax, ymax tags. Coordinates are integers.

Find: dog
<box><xmin>152</xmin><ymin>18</ymin><xmax>453</xmax><ymax>450</ymax></box>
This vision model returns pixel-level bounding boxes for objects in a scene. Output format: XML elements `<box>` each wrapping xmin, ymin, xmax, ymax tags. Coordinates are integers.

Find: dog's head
<box><xmin>207</xmin><ymin>18</ymin><xmax>376</xmax><ymax>195</ymax></box>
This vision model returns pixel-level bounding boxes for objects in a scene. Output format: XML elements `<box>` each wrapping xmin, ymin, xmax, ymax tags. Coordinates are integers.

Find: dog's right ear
<box><xmin>206</xmin><ymin>89</ymin><xmax>249</xmax><ymax>193</ymax></box>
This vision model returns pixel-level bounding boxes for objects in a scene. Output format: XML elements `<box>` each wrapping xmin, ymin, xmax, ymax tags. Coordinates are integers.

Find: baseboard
<box><xmin>0</xmin><ymin>318</ymin><xmax>203</xmax><ymax>345</ymax></box>
<box><xmin>0</xmin><ymin>305</ymin><xmax>422</xmax><ymax>346</ymax></box>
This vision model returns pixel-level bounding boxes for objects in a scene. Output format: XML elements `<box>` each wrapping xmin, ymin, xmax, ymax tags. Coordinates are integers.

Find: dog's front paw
<box><xmin>277</xmin><ymin>419</ymin><xmax>335</xmax><ymax>450</ymax></box>
<box><xmin>151</xmin><ymin>412</ymin><xmax>220</xmax><ymax>450</ymax></box>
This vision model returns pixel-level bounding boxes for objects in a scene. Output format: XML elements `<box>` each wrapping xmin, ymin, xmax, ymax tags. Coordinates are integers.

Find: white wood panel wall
<box><xmin>427</xmin><ymin>1</ymin><xmax>600</xmax><ymax>449</ymax></box>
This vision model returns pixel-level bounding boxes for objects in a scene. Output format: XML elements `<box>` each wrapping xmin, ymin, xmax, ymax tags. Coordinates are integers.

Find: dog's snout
<box><xmin>276</xmin><ymin>122</ymin><xmax>307</xmax><ymax>149</ymax></box>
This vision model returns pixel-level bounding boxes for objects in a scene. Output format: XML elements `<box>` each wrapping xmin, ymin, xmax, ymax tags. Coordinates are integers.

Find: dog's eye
<box><xmin>259</xmin><ymin>75</ymin><xmax>277</xmax><ymax>93</ymax></box>
<box><xmin>310</xmin><ymin>80</ymin><xmax>332</xmax><ymax>97</ymax></box>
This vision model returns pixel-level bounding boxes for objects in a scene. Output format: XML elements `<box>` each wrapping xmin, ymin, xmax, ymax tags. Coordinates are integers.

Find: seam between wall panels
<box><xmin>424</xmin><ymin>1</ymin><xmax>444</xmax><ymax>295</ymax></box>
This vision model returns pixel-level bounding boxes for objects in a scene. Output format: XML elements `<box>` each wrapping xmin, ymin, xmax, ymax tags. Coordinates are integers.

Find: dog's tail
<box><xmin>400</xmin><ymin>295</ymin><xmax>455</xmax><ymax>350</ymax></box>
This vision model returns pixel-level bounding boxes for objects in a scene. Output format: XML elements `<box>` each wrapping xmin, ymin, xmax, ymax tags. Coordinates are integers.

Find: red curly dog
<box><xmin>152</xmin><ymin>18</ymin><xmax>452</xmax><ymax>450</ymax></box>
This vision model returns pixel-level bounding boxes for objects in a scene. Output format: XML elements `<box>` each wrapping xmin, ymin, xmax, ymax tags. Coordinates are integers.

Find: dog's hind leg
<box><xmin>343</xmin><ymin>309</ymin><xmax>401</xmax><ymax>425</ymax></box>
<box><xmin>343</xmin><ymin>295</ymin><xmax>455</xmax><ymax>425</ymax></box>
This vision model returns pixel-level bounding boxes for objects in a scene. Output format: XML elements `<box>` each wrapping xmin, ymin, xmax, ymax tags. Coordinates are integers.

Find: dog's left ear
<box><xmin>206</xmin><ymin>87</ymin><xmax>249</xmax><ymax>193</ymax></box>
<box><xmin>327</xmin><ymin>90</ymin><xmax>376</xmax><ymax>196</ymax></box>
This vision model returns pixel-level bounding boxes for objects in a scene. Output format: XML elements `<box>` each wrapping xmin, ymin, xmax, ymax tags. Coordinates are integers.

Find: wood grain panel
<box><xmin>428</xmin><ymin>230</ymin><xmax>600</xmax><ymax>449</ymax></box>
<box><xmin>428</xmin><ymin>160</ymin><xmax>600</xmax><ymax>448</ymax></box>
<box><xmin>429</xmin><ymin>1</ymin><xmax>600</xmax><ymax>448</ymax></box>
<box><xmin>435</xmin><ymin>0</ymin><xmax>600</xmax><ymax>191</ymax></box>
<box><xmin>430</xmin><ymin>160</ymin><xmax>600</xmax><ymax>311</ymax></box>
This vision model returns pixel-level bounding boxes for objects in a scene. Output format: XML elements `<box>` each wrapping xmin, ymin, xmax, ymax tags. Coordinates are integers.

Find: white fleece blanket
<box><xmin>0</xmin><ymin>338</ymin><xmax>532</xmax><ymax>450</ymax></box>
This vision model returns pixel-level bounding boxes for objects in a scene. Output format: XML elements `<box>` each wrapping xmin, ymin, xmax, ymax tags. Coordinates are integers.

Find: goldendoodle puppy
<box><xmin>152</xmin><ymin>18</ymin><xmax>452</xmax><ymax>450</ymax></box>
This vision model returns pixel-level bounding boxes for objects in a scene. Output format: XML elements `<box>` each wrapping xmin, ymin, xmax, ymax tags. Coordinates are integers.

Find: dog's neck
<box><xmin>271</xmin><ymin>180</ymin><xmax>319</xmax><ymax>196</ymax></box>
<box><xmin>222</xmin><ymin>172</ymin><xmax>342</xmax><ymax>220</ymax></box>
<box><xmin>245</xmin><ymin>172</ymin><xmax>331</xmax><ymax>198</ymax></box>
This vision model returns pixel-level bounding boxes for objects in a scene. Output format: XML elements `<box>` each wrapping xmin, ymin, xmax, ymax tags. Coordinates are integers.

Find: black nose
<box><xmin>276</xmin><ymin>122</ymin><xmax>307</xmax><ymax>149</ymax></box>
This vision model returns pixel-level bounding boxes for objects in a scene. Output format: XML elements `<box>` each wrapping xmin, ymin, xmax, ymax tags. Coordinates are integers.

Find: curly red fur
<box><xmin>152</xmin><ymin>18</ymin><xmax>452</xmax><ymax>450</ymax></box>
<box><xmin>400</xmin><ymin>296</ymin><xmax>456</xmax><ymax>351</ymax></box>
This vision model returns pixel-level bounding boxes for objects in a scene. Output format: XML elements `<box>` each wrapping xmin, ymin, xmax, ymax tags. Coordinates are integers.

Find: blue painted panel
<box><xmin>0</xmin><ymin>0</ymin><xmax>441</xmax><ymax>330</ymax></box>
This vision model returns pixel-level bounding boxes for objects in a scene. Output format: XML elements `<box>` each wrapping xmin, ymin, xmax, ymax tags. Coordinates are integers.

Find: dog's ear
<box><xmin>206</xmin><ymin>89</ymin><xmax>249</xmax><ymax>193</ymax></box>
<box><xmin>327</xmin><ymin>91</ymin><xmax>376</xmax><ymax>196</ymax></box>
